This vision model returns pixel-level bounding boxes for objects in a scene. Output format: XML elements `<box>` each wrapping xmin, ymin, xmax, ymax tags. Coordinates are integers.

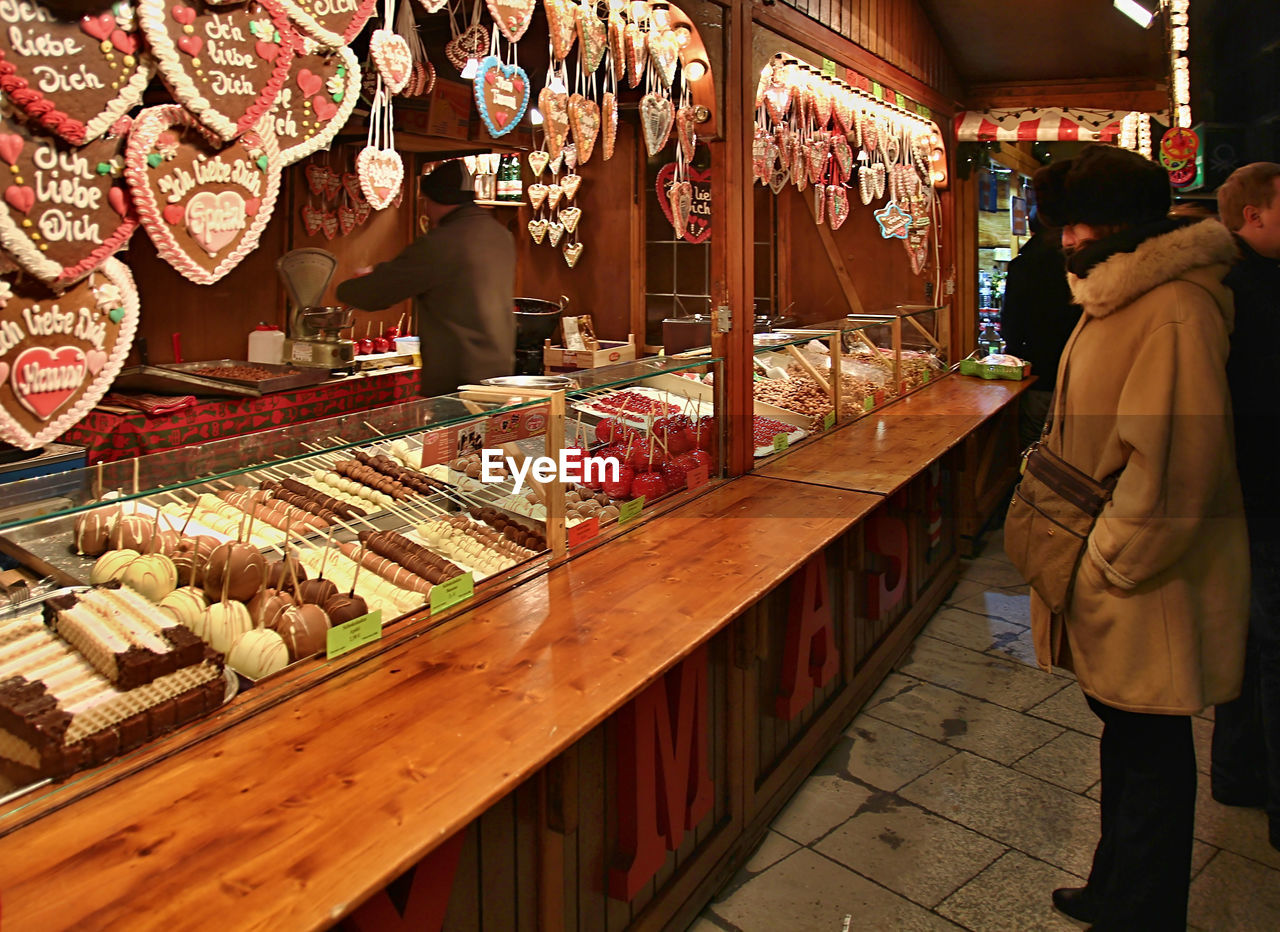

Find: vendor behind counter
<box><xmin>336</xmin><ymin>161</ymin><xmax>516</xmax><ymax>396</ymax></box>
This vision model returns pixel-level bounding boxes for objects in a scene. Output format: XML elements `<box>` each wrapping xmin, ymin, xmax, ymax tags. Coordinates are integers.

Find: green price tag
<box><xmin>821</xmin><ymin>58</ymin><xmax>836</xmax><ymax>77</ymax></box>
<box><xmin>772</xmin><ymin>433</ymin><xmax>789</xmax><ymax>452</ymax></box>
<box><xmin>618</xmin><ymin>496</ymin><xmax>645</xmax><ymax>526</ymax></box>
<box><xmin>430</xmin><ymin>572</ymin><xmax>474</xmax><ymax>614</ymax></box>
<box><xmin>863</xmin><ymin>395</ymin><xmax>875</xmax><ymax>412</ymax></box>
<box><xmin>823</xmin><ymin>411</ymin><xmax>836</xmax><ymax>430</ymax></box>
<box><xmin>923</xmin><ymin>369</ymin><xmax>931</xmax><ymax>383</ymax></box>
<box><xmin>326</xmin><ymin>610</ymin><xmax>383</xmax><ymax>659</ymax></box>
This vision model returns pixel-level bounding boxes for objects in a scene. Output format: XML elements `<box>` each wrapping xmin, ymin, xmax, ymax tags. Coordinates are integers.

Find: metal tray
<box><xmin>114</xmin><ymin>360</ymin><xmax>331</xmax><ymax>397</ymax></box>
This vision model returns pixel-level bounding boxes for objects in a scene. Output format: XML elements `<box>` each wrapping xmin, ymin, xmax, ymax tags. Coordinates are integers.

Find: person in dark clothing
<box><xmin>1211</xmin><ymin>161</ymin><xmax>1280</xmax><ymax>853</ymax></box>
<box><xmin>336</xmin><ymin>160</ymin><xmax>516</xmax><ymax>396</ymax></box>
<box><xmin>999</xmin><ymin>209</ymin><xmax>1082</xmax><ymax>447</ymax></box>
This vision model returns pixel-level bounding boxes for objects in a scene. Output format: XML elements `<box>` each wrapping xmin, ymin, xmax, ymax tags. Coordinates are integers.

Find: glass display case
<box><xmin>766</xmin><ymin>317</ymin><xmax>901</xmax><ymax>422</ymax></box>
<box><xmin>892</xmin><ymin>305</ymin><xmax>949</xmax><ymax>394</ymax></box>
<box><xmin>0</xmin><ymin>357</ymin><xmax>722</xmax><ymax>800</ymax></box>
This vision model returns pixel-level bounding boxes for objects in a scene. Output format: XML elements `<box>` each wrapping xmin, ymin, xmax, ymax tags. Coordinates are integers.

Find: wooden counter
<box><xmin>0</xmin><ymin>477</ymin><xmax>879</xmax><ymax>931</ymax></box>
<box><xmin>755</xmin><ymin>373</ymin><xmax>1032</xmax><ymax>495</ymax></box>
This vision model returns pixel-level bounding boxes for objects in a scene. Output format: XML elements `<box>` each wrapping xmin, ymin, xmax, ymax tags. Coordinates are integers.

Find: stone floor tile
<box><xmin>944</xmin><ymin>578</ymin><xmax>991</xmax><ymax>608</ymax></box>
<box><xmin>770</xmin><ymin>773</ymin><xmax>875</xmax><ymax>846</ymax></box>
<box><xmin>1013</xmin><ymin>730</ymin><xmax>1101</xmax><ymax>794</ymax></box>
<box><xmin>1193</xmin><ymin>770</ymin><xmax>1280</xmax><ymax>870</ymax></box>
<box><xmin>863</xmin><ymin>670</ymin><xmax>927</xmax><ymax>709</ymax></box>
<box><xmin>948</xmin><ymin>587</ymin><xmax>1033</xmax><ymax>627</ymax></box>
<box><xmin>900</xmin><ymin>752</ymin><xmax>1100</xmax><ymax>877</ymax></box>
<box><xmin>1192</xmin><ymin>840</ymin><xmax>1217</xmax><ymax>878</ymax></box>
<box><xmin>815</xmin><ymin>801</ymin><xmax>1005</xmax><ymax>908</ymax></box>
<box><xmin>710</xmin><ymin>847</ymin><xmax>961</xmax><ymax>932</ymax></box>
<box><xmin>975</xmin><ymin>527</ymin><xmax>1006</xmax><ymax>561</ymax></box>
<box><xmin>957</xmin><ymin>557</ymin><xmax>1029</xmax><ymax>592</ymax></box>
<box><xmin>866</xmin><ymin>679</ymin><xmax>1064</xmax><ymax>765</ymax></box>
<box><xmin>744</xmin><ymin>830</ymin><xmax>800</xmax><ymax>874</ymax></box>
<box><xmin>1027</xmin><ymin>685</ymin><xmax>1103</xmax><ymax>738</ymax></box>
<box><xmin>836</xmin><ymin>714</ymin><xmax>957</xmax><ymax>792</ymax></box>
<box><xmin>984</xmin><ymin>626</ymin><xmax>1043</xmax><ymax>670</ymax></box>
<box><xmin>1189</xmin><ymin>849</ymin><xmax>1280</xmax><ymax>930</ymax></box>
<box><xmin>895</xmin><ymin>635</ymin><xmax>1066</xmax><ymax>712</ymax></box>
<box><xmin>935</xmin><ymin>850</ymin><xmax>1085</xmax><ymax>932</ymax></box>
<box><xmin>923</xmin><ymin>607</ymin><xmax>1028</xmax><ymax>656</ymax></box>
<box><xmin>1192</xmin><ymin>716</ymin><xmax>1212</xmax><ymax>776</ymax></box>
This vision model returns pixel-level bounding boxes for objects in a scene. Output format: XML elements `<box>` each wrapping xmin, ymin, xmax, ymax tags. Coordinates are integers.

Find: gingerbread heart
<box><xmin>560</xmin><ymin>173</ymin><xmax>581</xmax><ymax>201</ymax></box>
<box><xmin>342</xmin><ymin>171</ymin><xmax>362</xmax><ymax>203</ymax></box>
<box><xmin>806</xmin><ymin>136</ymin><xmax>828</xmax><ymax>185</ymax></box>
<box><xmin>338</xmin><ymin>203</ymin><xmax>356</xmax><ymax>234</ymax></box>
<box><xmin>269</xmin><ymin>40</ymin><xmax>359</xmax><ymax>166</ymax></box>
<box><xmin>301</xmin><ymin>202</ymin><xmax>324</xmax><ymax>235</ymax></box>
<box><xmin>831</xmin><ymin>134</ymin><xmax>853</xmax><ymax>184</ymax></box>
<box><xmin>527</xmin><ymin>150</ymin><xmax>549</xmax><ymax>177</ymax></box>
<box><xmin>527</xmin><ymin>182</ymin><xmax>549</xmax><ymax>210</ymax></box>
<box><xmin>828</xmin><ymin>184</ymin><xmax>849</xmax><ymax>230</ymax></box>
<box><xmin>872</xmin><ymin>161</ymin><xmax>886</xmax><ymax>199</ymax></box>
<box><xmin>0</xmin><ymin>2</ymin><xmax>156</xmax><ymax>146</ymax></box>
<box><xmin>353</xmin><ymin>200</ymin><xmax>370</xmax><ymax>225</ymax></box>
<box><xmin>473</xmin><ymin>56</ymin><xmax>529</xmax><ymax>138</ymax></box>
<box><xmin>527</xmin><ymin>217</ymin><xmax>547</xmax><ymax>244</ymax></box>
<box><xmin>138</xmin><ymin>0</ymin><xmax>296</xmax><ymax>141</ymax></box>
<box><xmin>568</xmin><ymin>96</ymin><xmax>600</xmax><ymax>164</ymax></box>
<box><xmin>562</xmin><ymin>143</ymin><xmax>577</xmax><ymax>171</ymax></box>
<box><xmin>647</xmin><ymin>29</ymin><xmax>679</xmax><ymax>88</ymax></box>
<box><xmin>813</xmin><ymin>86</ymin><xmax>832</xmax><ymax>128</ymax></box>
<box><xmin>607</xmin><ymin>12</ymin><xmax>625</xmax><ymax>84</ymax></box>
<box><xmin>562</xmin><ymin>240</ymin><xmax>583</xmax><ymax>268</ymax></box>
<box><xmin>125</xmin><ymin>104</ymin><xmax>282</xmax><ymax>284</ymax></box>
<box><xmin>576</xmin><ymin>1</ymin><xmax>607</xmax><ymax>73</ymax></box>
<box><xmin>601</xmin><ymin>91</ymin><xmax>618</xmax><ymax>161</ymax></box>
<box><xmin>640</xmin><ymin>92</ymin><xmax>673</xmax><ymax>157</ymax></box>
<box><xmin>544</xmin><ymin>0</ymin><xmax>577</xmax><ymax>61</ymax></box>
<box><xmin>624</xmin><ymin>20</ymin><xmax>646</xmax><ymax>86</ymax></box>
<box><xmin>676</xmin><ymin>106</ymin><xmax>697</xmax><ymax>162</ymax></box>
<box><xmin>369</xmin><ymin>29</ymin><xmax>412</xmax><ymax>94</ymax></box>
<box><xmin>667</xmin><ymin>180</ymin><xmax>691</xmax><ymax>238</ymax></box>
<box><xmin>813</xmin><ymin>182</ymin><xmax>825</xmax><ymax>225</ymax></box>
<box><xmin>768</xmin><ymin>167</ymin><xmax>789</xmax><ymax>195</ymax></box>
<box><xmin>356</xmin><ymin>146</ymin><xmax>403</xmax><ymax>210</ymax></box>
<box><xmin>546</xmin><ymin>183</ymin><xmax>563</xmax><ymax>211</ymax></box>
<box><xmin>539</xmin><ymin>86</ymin><xmax>570</xmax><ymax>160</ymax></box>
<box><xmin>444</xmin><ymin>23</ymin><xmax>488</xmax><ymax>74</ymax></box>
<box><xmin>304</xmin><ymin>162</ymin><xmax>330</xmax><ymax>196</ymax></box>
<box><xmin>0</xmin><ymin>258</ymin><xmax>139</xmax><ymax>449</ymax></box>
<box><xmin>833</xmin><ymin>94</ymin><xmax>854</xmax><ymax>137</ymax></box>
<box><xmin>486</xmin><ymin>0</ymin><xmax>536</xmax><ymax>43</ymax></box>
<box><xmin>276</xmin><ymin>0</ymin><xmax>377</xmax><ymax>47</ymax></box>
<box><xmin>559</xmin><ymin>205</ymin><xmax>581</xmax><ymax>234</ymax></box>
<box><xmin>547</xmin><ymin>221</ymin><xmax>564</xmax><ymax>246</ymax></box>
<box><xmin>320</xmin><ymin>208</ymin><xmax>337</xmax><ymax>239</ymax></box>
<box><xmin>762</xmin><ymin>78</ymin><xmax>791</xmax><ymax>125</ymax></box>
<box><xmin>0</xmin><ymin>113</ymin><xmax>138</xmax><ymax>288</ymax></box>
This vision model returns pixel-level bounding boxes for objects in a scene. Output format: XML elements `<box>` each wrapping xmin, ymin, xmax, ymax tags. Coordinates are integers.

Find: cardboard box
<box><xmin>544</xmin><ymin>336</ymin><xmax>637</xmax><ymax>373</ymax></box>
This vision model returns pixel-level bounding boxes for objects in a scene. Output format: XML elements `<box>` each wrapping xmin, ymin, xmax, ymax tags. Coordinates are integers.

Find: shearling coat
<box><xmin>1029</xmin><ymin>219</ymin><xmax>1249</xmax><ymax>714</ymax></box>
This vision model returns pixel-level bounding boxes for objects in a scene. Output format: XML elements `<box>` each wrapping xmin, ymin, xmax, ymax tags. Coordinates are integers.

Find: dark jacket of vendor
<box><xmin>336</xmin><ymin>160</ymin><xmax>516</xmax><ymax>397</ymax></box>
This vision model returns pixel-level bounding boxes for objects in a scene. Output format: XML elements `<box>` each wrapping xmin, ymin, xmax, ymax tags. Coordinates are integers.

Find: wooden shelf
<box><xmin>474</xmin><ymin>199</ymin><xmax>522</xmax><ymax>208</ymax></box>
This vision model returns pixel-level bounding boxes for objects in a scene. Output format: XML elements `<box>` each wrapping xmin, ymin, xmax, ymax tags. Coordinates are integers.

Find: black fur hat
<box><xmin>1032</xmin><ymin>144</ymin><xmax>1171</xmax><ymax>228</ymax></box>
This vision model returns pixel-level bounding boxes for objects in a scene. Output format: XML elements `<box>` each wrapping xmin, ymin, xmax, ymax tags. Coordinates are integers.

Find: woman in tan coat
<box><xmin>1023</xmin><ymin>145</ymin><xmax>1248</xmax><ymax>931</ymax></box>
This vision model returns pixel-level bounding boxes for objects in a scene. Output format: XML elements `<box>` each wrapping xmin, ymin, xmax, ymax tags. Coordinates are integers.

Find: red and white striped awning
<box><xmin>955</xmin><ymin>109</ymin><xmax>1124</xmax><ymax>143</ymax></box>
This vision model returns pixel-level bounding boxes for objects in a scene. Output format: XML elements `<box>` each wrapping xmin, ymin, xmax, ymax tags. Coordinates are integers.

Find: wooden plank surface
<box><xmin>0</xmin><ymin>477</ymin><xmax>879</xmax><ymax>932</ymax></box>
<box><xmin>755</xmin><ymin>375</ymin><xmax>1033</xmax><ymax>496</ymax></box>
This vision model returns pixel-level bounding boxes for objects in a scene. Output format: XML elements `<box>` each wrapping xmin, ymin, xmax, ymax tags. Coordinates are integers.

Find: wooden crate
<box><xmin>543</xmin><ymin>335</ymin><xmax>637</xmax><ymax>373</ymax></box>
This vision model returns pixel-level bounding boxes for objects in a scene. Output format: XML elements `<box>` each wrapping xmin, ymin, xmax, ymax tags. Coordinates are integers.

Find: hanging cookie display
<box><xmin>276</xmin><ymin>0</ymin><xmax>377</xmax><ymax>47</ymax></box>
<box><xmin>0</xmin><ymin>1</ymin><xmax>156</xmax><ymax>146</ymax></box>
<box><xmin>443</xmin><ymin>1</ymin><xmax>488</xmax><ymax>75</ymax></box>
<box><xmin>474</xmin><ymin>55</ymin><xmax>530</xmax><ymax>138</ymax></box>
<box><xmin>125</xmin><ymin>104</ymin><xmax>283</xmax><ymax>284</ymax></box>
<box><xmin>0</xmin><ymin>257</ymin><xmax>139</xmax><ymax>449</ymax></box>
<box><xmin>0</xmin><ymin>112</ymin><xmax>138</xmax><ymax>289</ymax></box>
<box><xmin>138</xmin><ymin>0</ymin><xmax>297</xmax><ymax>141</ymax></box>
<box><xmin>268</xmin><ymin>36</ymin><xmax>359</xmax><ymax>165</ymax></box>
<box><xmin>370</xmin><ymin>27</ymin><xmax>413</xmax><ymax>95</ymax></box>
<box><xmin>639</xmin><ymin>91</ymin><xmax>673</xmax><ymax>157</ymax></box>
<box><xmin>358</xmin><ymin>88</ymin><xmax>402</xmax><ymax>209</ymax></box>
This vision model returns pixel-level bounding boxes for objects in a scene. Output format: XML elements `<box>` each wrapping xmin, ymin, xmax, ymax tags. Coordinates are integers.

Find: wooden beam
<box><xmin>965</xmin><ymin>78</ymin><xmax>1168</xmax><ymax>114</ymax></box>
<box><xmin>991</xmin><ymin>142</ymin><xmax>1043</xmax><ymax>179</ymax></box>
<box><xmin>802</xmin><ymin>193</ymin><xmax>868</xmax><ymax>318</ymax></box>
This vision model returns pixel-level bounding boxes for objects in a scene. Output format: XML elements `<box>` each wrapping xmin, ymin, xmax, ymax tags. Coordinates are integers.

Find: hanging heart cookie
<box><xmin>559</xmin><ymin>205</ymin><xmax>581</xmax><ymax>234</ymax></box>
<box><xmin>444</xmin><ymin>23</ymin><xmax>487</xmax><ymax>74</ymax></box>
<box><xmin>562</xmin><ymin>241</ymin><xmax>583</xmax><ymax>267</ymax></box>
<box><xmin>806</xmin><ymin>136</ymin><xmax>828</xmax><ymax>185</ymax></box>
<box><xmin>338</xmin><ymin>202</ymin><xmax>356</xmax><ymax>235</ymax></box>
<box><xmin>0</xmin><ymin>2</ymin><xmax>156</xmax><ymax>146</ymax></box>
<box><xmin>527</xmin><ymin>218</ymin><xmax>547</xmax><ymax>244</ymax></box>
<box><xmin>624</xmin><ymin>20</ymin><xmax>646</xmax><ymax>87</ymax></box>
<box><xmin>568</xmin><ymin>96</ymin><xmax>600</xmax><ymax>164</ymax></box>
<box><xmin>275</xmin><ymin>0</ymin><xmax>376</xmax><ymax>47</ymax></box>
<box><xmin>544</xmin><ymin>0</ymin><xmax>577</xmax><ymax>61</ymax></box>
<box><xmin>546</xmin><ymin>183</ymin><xmax>563</xmax><ymax>211</ymax></box>
<box><xmin>473</xmin><ymin>56</ymin><xmax>529</xmax><ymax>138</ymax></box>
<box><xmin>0</xmin><ymin>112</ymin><xmax>138</xmax><ymax>289</ymax></box>
<box><xmin>547</xmin><ymin>220</ymin><xmax>564</xmax><ymax>246</ymax></box>
<box><xmin>356</xmin><ymin>145</ymin><xmax>403</xmax><ymax>210</ymax></box>
<box><xmin>872</xmin><ymin>161</ymin><xmax>886</xmax><ymax>199</ymax></box>
<box><xmin>812</xmin><ymin>182</ymin><xmax>825</xmax><ymax>225</ymax></box>
<box><xmin>0</xmin><ymin>258</ymin><xmax>140</xmax><ymax>449</ymax></box>
<box><xmin>607</xmin><ymin>11</ymin><xmax>625</xmax><ymax>84</ymax></box>
<box><xmin>562</xmin><ymin>142</ymin><xmax>577</xmax><ymax>171</ymax></box>
<box><xmin>667</xmin><ymin>179</ymin><xmax>692</xmax><ymax>238</ymax></box>
<box><xmin>125</xmin><ymin>104</ymin><xmax>282</xmax><ymax>284</ymax></box>
<box><xmin>268</xmin><ymin>38</ymin><xmax>359</xmax><ymax>166</ymax></box>
<box><xmin>828</xmin><ymin>185</ymin><xmax>849</xmax><ymax>230</ymax></box>
<box><xmin>485</xmin><ymin>0</ymin><xmax>536</xmax><ymax>43</ymax></box>
<box><xmin>676</xmin><ymin>106</ymin><xmax>697</xmax><ymax>162</ymax></box>
<box><xmin>539</xmin><ymin>86</ymin><xmax>570</xmax><ymax>160</ymax></box>
<box><xmin>576</xmin><ymin>1</ymin><xmax>606</xmax><ymax>73</ymax></box>
<box><xmin>640</xmin><ymin>92</ymin><xmax>673</xmax><ymax>157</ymax></box>
<box><xmin>369</xmin><ymin>29</ymin><xmax>412</xmax><ymax>95</ymax></box>
<box><xmin>601</xmin><ymin>91</ymin><xmax>618</xmax><ymax>161</ymax></box>
<box><xmin>320</xmin><ymin>208</ymin><xmax>337</xmax><ymax>239</ymax></box>
<box><xmin>833</xmin><ymin>94</ymin><xmax>854</xmax><ymax>137</ymax></box>
<box><xmin>527</xmin><ymin>150</ymin><xmax>550</xmax><ymax>177</ymax></box>
<box><xmin>768</xmin><ymin>167</ymin><xmax>788</xmax><ymax>195</ymax></box>
<box><xmin>560</xmin><ymin>173</ymin><xmax>581</xmax><ymax>200</ymax></box>
<box><xmin>647</xmin><ymin>28</ymin><xmax>679</xmax><ymax>88</ymax></box>
<box><xmin>527</xmin><ymin>182</ymin><xmax>549</xmax><ymax>210</ymax></box>
<box><xmin>138</xmin><ymin>0</ymin><xmax>297</xmax><ymax>141</ymax></box>
<box><xmin>301</xmin><ymin>202</ymin><xmax>323</xmax><ymax>235</ymax></box>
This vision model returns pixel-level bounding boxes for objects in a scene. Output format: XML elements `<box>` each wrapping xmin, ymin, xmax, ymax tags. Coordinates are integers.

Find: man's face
<box><xmin>1061</xmin><ymin>223</ymin><xmax>1104</xmax><ymax>258</ymax></box>
<box><xmin>1239</xmin><ymin>177</ymin><xmax>1280</xmax><ymax>260</ymax></box>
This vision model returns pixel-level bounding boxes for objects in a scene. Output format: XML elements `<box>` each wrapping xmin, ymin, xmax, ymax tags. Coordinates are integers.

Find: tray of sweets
<box><xmin>114</xmin><ymin>361</ymin><xmax>330</xmax><ymax>397</ymax></box>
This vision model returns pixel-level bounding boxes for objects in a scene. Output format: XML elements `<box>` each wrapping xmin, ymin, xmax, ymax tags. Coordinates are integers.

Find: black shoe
<box><xmin>1052</xmin><ymin>886</ymin><xmax>1100</xmax><ymax>923</ymax></box>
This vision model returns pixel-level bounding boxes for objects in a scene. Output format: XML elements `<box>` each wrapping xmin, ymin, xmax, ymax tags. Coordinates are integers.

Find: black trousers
<box><xmin>1085</xmin><ymin>695</ymin><xmax>1196</xmax><ymax>931</ymax></box>
<box><xmin>1212</xmin><ymin>534</ymin><xmax>1280</xmax><ymax>849</ymax></box>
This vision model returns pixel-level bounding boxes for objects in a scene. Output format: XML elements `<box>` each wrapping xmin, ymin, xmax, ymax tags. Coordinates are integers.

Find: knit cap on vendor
<box><xmin>1033</xmin><ymin>144</ymin><xmax>1171</xmax><ymax>228</ymax></box>
<box><xmin>420</xmin><ymin>160</ymin><xmax>475</xmax><ymax>205</ymax></box>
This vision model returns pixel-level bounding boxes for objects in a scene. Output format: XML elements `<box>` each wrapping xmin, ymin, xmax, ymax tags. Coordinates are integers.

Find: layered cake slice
<box><xmin>0</xmin><ymin>605</ymin><xmax>224</xmax><ymax>784</ymax></box>
<box><xmin>50</xmin><ymin>586</ymin><xmax>206</xmax><ymax>689</ymax></box>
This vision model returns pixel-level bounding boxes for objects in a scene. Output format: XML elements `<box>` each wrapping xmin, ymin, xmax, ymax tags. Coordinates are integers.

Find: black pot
<box><xmin>513</xmin><ymin>297</ymin><xmax>566</xmax><ymax>350</ymax></box>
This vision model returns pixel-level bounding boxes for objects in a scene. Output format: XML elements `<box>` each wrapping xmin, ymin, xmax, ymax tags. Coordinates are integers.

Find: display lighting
<box><xmin>683</xmin><ymin>58</ymin><xmax>708</xmax><ymax>82</ymax></box>
<box><xmin>1114</xmin><ymin>0</ymin><xmax>1156</xmax><ymax>28</ymax></box>
<box><xmin>461</xmin><ymin>57</ymin><xmax>479</xmax><ymax>80</ymax></box>
<box><xmin>648</xmin><ymin>0</ymin><xmax>670</xmax><ymax>29</ymax></box>
<box><xmin>528</xmin><ymin>107</ymin><xmax>544</xmax><ymax>126</ymax></box>
<box><xmin>1168</xmin><ymin>0</ymin><xmax>1192</xmax><ymax>127</ymax></box>
<box><xmin>1138</xmin><ymin>113</ymin><xmax>1152</xmax><ymax>159</ymax></box>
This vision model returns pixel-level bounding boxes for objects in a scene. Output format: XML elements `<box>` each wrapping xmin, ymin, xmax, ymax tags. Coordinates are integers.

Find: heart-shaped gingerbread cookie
<box><xmin>268</xmin><ymin>38</ymin><xmax>359</xmax><ymax>166</ymax></box>
<box><xmin>138</xmin><ymin>0</ymin><xmax>297</xmax><ymax>141</ymax></box>
<box><xmin>369</xmin><ymin>29</ymin><xmax>412</xmax><ymax>95</ymax></box>
<box><xmin>539</xmin><ymin>86</ymin><xmax>570</xmax><ymax>160</ymax></box>
<box><xmin>444</xmin><ymin>23</ymin><xmax>488</xmax><ymax>74</ymax></box>
<box><xmin>125</xmin><ymin>104</ymin><xmax>282</xmax><ymax>284</ymax></box>
<box><xmin>486</xmin><ymin>0</ymin><xmax>536</xmax><ymax>43</ymax></box>
<box><xmin>563</xmin><ymin>241</ymin><xmax>583</xmax><ymax>267</ymax></box>
<box><xmin>0</xmin><ymin>2</ymin><xmax>156</xmax><ymax>146</ymax></box>
<box><xmin>0</xmin><ymin>112</ymin><xmax>138</xmax><ymax>289</ymax></box>
<box><xmin>276</xmin><ymin>0</ymin><xmax>377</xmax><ymax>47</ymax></box>
<box><xmin>0</xmin><ymin>257</ymin><xmax>139</xmax><ymax>449</ymax></box>
<box><xmin>568</xmin><ymin>95</ymin><xmax>600</xmax><ymax>164</ymax></box>
<box><xmin>647</xmin><ymin>28</ymin><xmax>679</xmax><ymax>88</ymax></box>
<box><xmin>473</xmin><ymin>56</ymin><xmax>529</xmax><ymax>138</ymax></box>
<box><xmin>576</xmin><ymin>2</ymin><xmax>606</xmax><ymax>73</ymax></box>
<box><xmin>601</xmin><ymin>91</ymin><xmax>618</xmax><ymax>161</ymax></box>
<box><xmin>544</xmin><ymin>0</ymin><xmax>577</xmax><ymax>61</ymax></box>
<box><xmin>640</xmin><ymin>92</ymin><xmax>673</xmax><ymax>157</ymax></box>
<box><xmin>357</xmin><ymin>146</ymin><xmax>403</xmax><ymax>210</ymax></box>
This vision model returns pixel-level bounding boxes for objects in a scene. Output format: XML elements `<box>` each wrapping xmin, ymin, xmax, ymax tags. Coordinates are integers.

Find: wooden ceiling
<box><xmin>917</xmin><ymin>0</ymin><xmax>1169</xmax><ymax>111</ymax></box>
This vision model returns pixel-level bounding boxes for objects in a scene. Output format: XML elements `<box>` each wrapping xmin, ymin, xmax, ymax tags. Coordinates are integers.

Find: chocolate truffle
<box><xmin>274</xmin><ymin>604</ymin><xmax>331</xmax><ymax>661</ymax></box>
<box><xmin>121</xmin><ymin>554</ymin><xmax>178</xmax><ymax>602</ymax></box>
<box><xmin>227</xmin><ymin>629</ymin><xmax>289</xmax><ymax>679</ymax></box>
<box><xmin>203</xmin><ymin>543</ymin><xmax>268</xmax><ymax>603</ymax></box>
<box><xmin>159</xmin><ymin>587</ymin><xmax>209</xmax><ymax>630</ymax></box>
<box><xmin>295</xmin><ymin>578</ymin><xmax>339</xmax><ymax>606</ymax></box>
<box><xmin>73</xmin><ymin>506</ymin><xmax>120</xmax><ymax>557</ymax></box>
<box><xmin>323</xmin><ymin>593</ymin><xmax>368</xmax><ymax>626</ymax></box>
<box><xmin>248</xmin><ymin>589</ymin><xmax>293</xmax><ymax>630</ymax></box>
<box><xmin>202</xmin><ymin>601</ymin><xmax>253</xmax><ymax>654</ymax></box>
<box><xmin>90</xmin><ymin>549</ymin><xmax>141</xmax><ymax>584</ymax></box>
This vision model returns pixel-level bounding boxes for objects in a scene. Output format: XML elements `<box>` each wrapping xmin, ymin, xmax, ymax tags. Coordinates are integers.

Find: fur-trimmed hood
<box><xmin>1068</xmin><ymin>219</ymin><xmax>1238</xmax><ymax>319</ymax></box>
